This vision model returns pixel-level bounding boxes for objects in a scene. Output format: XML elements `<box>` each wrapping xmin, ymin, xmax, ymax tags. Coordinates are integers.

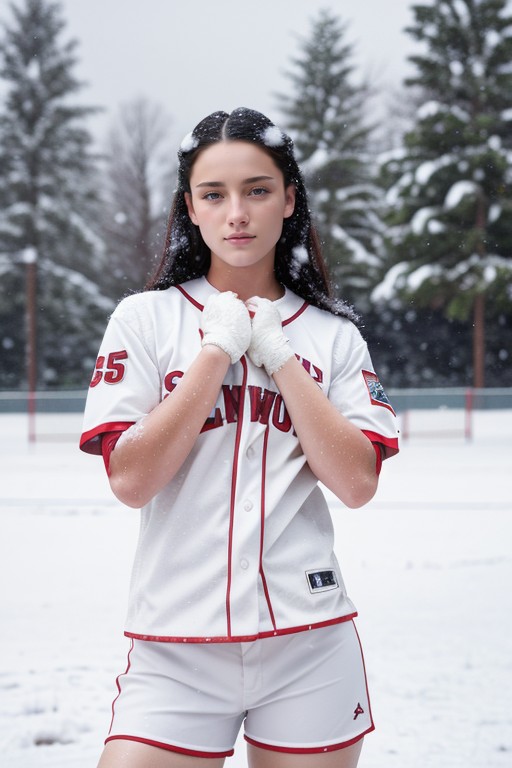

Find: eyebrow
<box><xmin>195</xmin><ymin>175</ymin><xmax>275</xmax><ymax>188</ymax></box>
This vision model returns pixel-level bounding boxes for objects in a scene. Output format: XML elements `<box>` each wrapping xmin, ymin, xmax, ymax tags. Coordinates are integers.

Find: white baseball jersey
<box><xmin>81</xmin><ymin>277</ymin><xmax>399</xmax><ymax>643</ymax></box>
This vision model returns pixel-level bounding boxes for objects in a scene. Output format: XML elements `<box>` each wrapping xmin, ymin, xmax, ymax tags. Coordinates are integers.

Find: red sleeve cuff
<box><xmin>101</xmin><ymin>431</ymin><xmax>124</xmax><ymax>476</ymax></box>
<box><xmin>372</xmin><ymin>442</ymin><xmax>383</xmax><ymax>475</ymax></box>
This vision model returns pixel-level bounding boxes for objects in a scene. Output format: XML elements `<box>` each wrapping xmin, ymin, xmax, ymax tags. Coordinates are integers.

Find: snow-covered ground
<box><xmin>0</xmin><ymin>409</ymin><xmax>511</xmax><ymax>768</ymax></box>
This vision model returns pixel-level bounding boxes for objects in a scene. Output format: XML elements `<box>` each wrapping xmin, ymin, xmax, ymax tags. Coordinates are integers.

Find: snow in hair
<box><xmin>180</xmin><ymin>131</ymin><xmax>199</xmax><ymax>152</ymax></box>
<box><xmin>289</xmin><ymin>245</ymin><xmax>309</xmax><ymax>280</ymax></box>
<box><xmin>262</xmin><ymin>125</ymin><xmax>285</xmax><ymax>147</ymax></box>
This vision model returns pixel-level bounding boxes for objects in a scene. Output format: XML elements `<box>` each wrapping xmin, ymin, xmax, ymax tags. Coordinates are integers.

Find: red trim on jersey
<box><xmin>80</xmin><ymin>421</ymin><xmax>136</xmax><ymax>455</ymax></box>
<box><xmin>225</xmin><ymin>355</ymin><xmax>249</xmax><ymax>637</ymax></box>
<box><xmin>362</xmin><ymin>429</ymin><xmax>399</xmax><ymax>459</ymax></box>
<box><xmin>108</xmin><ymin>638</ymin><xmax>134</xmax><ymax>735</ymax></box>
<box><xmin>258</xmin><ymin>426</ymin><xmax>277</xmax><ymax>631</ymax></box>
<box><xmin>176</xmin><ymin>285</ymin><xmax>308</xmax><ymax>327</ymax></box>
<box><xmin>124</xmin><ymin>613</ymin><xmax>358</xmax><ymax>644</ymax></box>
<box><xmin>105</xmin><ymin>735</ymin><xmax>234</xmax><ymax>759</ymax></box>
<box><xmin>176</xmin><ymin>284</ymin><xmax>204</xmax><ymax>310</ymax></box>
<box><xmin>245</xmin><ymin>729</ymin><xmax>371</xmax><ymax>755</ymax></box>
<box><xmin>282</xmin><ymin>301</ymin><xmax>309</xmax><ymax>326</ymax></box>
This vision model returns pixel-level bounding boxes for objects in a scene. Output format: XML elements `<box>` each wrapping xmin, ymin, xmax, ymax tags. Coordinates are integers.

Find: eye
<box><xmin>249</xmin><ymin>187</ymin><xmax>269</xmax><ymax>197</ymax></box>
<box><xmin>202</xmin><ymin>191</ymin><xmax>222</xmax><ymax>201</ymax></box>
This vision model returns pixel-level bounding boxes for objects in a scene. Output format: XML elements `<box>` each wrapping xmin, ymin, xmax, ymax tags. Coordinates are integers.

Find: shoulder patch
<box><xmin>362</xmin><ymin>370</ymin><xmax>395</xmax><ymax>415</ymax></box>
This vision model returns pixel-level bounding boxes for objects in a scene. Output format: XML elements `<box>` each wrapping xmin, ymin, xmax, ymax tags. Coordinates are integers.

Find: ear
<box><xmin>284</xmin><ymin>184</ymin><xmax>296</xmax><ymax>219</ymax></box>
<box><xmin>184</xmin><ymin>192</ymin><xmax>199</xmax><ymax>226</ymax></box>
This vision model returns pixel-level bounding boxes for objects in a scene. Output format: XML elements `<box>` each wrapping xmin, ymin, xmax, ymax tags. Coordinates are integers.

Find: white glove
<box><xmin>201</xmin><ymin>291</ymin><xmax>252</xmax><ymax>364</ymax></box>
<box><xmin>246</xmin><ymin>296</ymin><xmax>294</xmax><ymax>375</ymax></box>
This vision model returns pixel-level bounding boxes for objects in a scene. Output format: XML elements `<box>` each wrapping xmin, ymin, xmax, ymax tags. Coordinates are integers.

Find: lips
<box><xmin>225</xmin><ymin>233</ymin><xmax>255</xmax><ymax>242</ymax></box>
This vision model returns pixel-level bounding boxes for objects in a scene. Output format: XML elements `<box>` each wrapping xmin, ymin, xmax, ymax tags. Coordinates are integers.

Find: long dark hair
<box><xmin>146</xmin><ymin>107</ymin><xmax>357</xmax><ymax>320</ymax></box>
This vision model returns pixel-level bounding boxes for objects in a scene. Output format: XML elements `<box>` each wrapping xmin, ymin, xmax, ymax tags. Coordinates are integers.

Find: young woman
<box><xmin>81</xmin><ymin>107</ymin><xmax>399</xmax><ymax>768</ymax></box>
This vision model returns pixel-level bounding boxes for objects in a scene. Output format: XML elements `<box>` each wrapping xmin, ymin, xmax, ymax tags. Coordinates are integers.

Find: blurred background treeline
<box><xmin>0</xmin><ymin>0</ymin><xmax>511</xmax><ymax>391</ymax></box>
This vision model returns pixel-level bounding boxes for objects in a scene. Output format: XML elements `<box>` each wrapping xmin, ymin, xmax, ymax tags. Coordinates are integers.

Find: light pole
<box><xmin>22</xmin><ymin>247</ymin><xmax>37</xmax><ymax>443</ymax></box>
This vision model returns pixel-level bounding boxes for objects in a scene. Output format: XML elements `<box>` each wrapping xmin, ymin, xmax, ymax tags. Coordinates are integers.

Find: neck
<box><xmin>206</xmin><ymin>265</ymin><xmax>284</xmax><ymax>302</ymax></box>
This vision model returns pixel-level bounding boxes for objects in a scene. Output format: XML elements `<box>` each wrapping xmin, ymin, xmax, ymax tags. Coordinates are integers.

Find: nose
<box><xmin>228</xmin><ymin>196</ymin><xmax>249</xmax><ymax>226</ymax></box>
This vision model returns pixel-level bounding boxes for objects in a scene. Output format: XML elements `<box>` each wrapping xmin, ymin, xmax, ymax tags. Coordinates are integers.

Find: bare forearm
<box><xmin>109</xmin><ymin>345</ymin><xmax>230</xmax><ymax>507</ymax></box>
<box><xmin>273</xmin><ymin>356</ymin><xmax>378</xmax><ymax>507</ymax></box>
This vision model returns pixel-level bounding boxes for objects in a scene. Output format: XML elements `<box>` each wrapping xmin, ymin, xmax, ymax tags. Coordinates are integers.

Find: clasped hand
<box><xmin>201</xmin><ymin>291</ymin><xmax>294</xmax><ymax>375</ymax></box>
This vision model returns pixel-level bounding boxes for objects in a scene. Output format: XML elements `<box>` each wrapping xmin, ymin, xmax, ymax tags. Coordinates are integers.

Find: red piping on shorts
<box><xmin>105</xmin><ymin>734</ymin><xmax>234</xmax><ymax>759</ymax></box>
<box><xmin>258</xmin><ymin>425</ymin><xmax>277</xmax><ymax>631</ymax></box>
<box><xmin>245</xmin><ymin>727</ymin><xmax>373</xmax><ymax>754</ymax></box>
<box><xmin>225</xmin><ymin>355</ymin><xmax>248</xmax><ymax>637</ymax></box>
<box><xmin>244</xmin><ymin>621</ymin><xmax>376</xmax><ymax>754</ymax></box>
<box><xmin>124</xmin><ymin>613</ymin><xmax>358</xmax><ymax>644</ymax></box>
<box><xmin>108</xmin><ymin>638</ymin><xmax>134</xmax><ymax>735</ymax></box>
<box><xmin>352</xmin><ymin>619</ymin><xmax>375</xmax><ymax>732</ymax></box>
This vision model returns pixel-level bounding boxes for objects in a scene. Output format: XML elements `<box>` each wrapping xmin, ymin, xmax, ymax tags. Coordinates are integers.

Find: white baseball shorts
<box><xmin>106</xmin><ymin>620</ymin><xmax>374</xmax><ymax>758</ymax></box>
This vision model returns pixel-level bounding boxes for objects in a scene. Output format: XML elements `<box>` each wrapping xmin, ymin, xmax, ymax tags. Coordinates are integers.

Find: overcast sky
<box><xmin>0</xmin><ymin>0</ymin><xmax>416</xmax><ymax>147</ymax></box>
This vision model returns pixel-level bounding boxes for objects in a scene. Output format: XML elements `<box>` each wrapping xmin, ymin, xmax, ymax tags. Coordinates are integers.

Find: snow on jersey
<box><xmin>81</xmin><ymin>277</ymin><xmax>399</xmax><ymax>642</ymax></box>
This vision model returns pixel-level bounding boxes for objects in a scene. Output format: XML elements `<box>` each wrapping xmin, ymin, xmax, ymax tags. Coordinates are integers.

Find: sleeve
<box><xmin>328</xmin><ymin>323</ymin><xmax>399</xmax><ymax>460</ymax></box>
<box><xmin>79</xmin><ymin>297</ymin><xmax>162</xmax><ymax>456</ymax></box>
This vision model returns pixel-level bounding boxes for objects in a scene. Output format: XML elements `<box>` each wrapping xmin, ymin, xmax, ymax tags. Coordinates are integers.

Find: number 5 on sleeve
<box><xmin>90</xmin><ymin>350</ymin><xmax>128</xmax><ymax>387</ymax></box>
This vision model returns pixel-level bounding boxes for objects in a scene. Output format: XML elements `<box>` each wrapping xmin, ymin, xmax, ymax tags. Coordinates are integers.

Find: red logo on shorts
<box><xmin>353</xmin><ymin>703</ymin><xmax>364</xmax><ymax>720</ymax></box>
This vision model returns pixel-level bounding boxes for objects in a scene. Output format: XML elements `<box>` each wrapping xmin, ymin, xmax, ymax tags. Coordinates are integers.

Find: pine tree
<box><xmin>101</xmin><ymin>98</ymin><xmax>175</xmax><ymax>299</ymax></box>
<box><xmin>277</xmin><ymin>8</ymin><xmax>382</xmax><ymax>310</ymax></box>
<box><xmin>378</xmin><ymin>0</ymin><xmax>512</xmax><ymax>387</ymax></box>
<box><xmin>0</xmin><ymin>0</ymin><xmax>113</xmax><ymax>389</ymax></box>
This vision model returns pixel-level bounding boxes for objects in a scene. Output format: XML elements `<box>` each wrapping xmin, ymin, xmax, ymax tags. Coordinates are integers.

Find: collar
<box><xmin>176</xmin><ymin>277</ymin><xmax>309</xmax><ymax>326</ymax></box>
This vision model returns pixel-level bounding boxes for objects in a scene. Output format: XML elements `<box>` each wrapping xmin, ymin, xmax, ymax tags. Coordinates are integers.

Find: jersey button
<box><xmin>243</xmin><ymin>500</ymin><xmax>253</xmax><ymax>512</ymax></box>
<box><xmin>246</xmin><ymin>446</ymin><xmax>255</xmax><ymax>459</ymax></box>
<box><xmin>240</xmin><ymin>558</ymin><xmax>249</xmax><ymax>570</ymax></box>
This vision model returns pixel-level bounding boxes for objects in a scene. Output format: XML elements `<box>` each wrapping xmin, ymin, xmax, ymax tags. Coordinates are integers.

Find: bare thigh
<box><xmin>97</xmin><ymin>739</ymin><xmax>226</xmax><ymax>768</ymax></box>
<box><xmin>247</xmin><ymin>738</ymin><xmax>363</xmax><ymax>768</ymax></box>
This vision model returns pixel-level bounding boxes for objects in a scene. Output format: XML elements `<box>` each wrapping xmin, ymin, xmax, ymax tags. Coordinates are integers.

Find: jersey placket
<box><xmin>225</xmin><ymin>357</ymin><xmax>271</xmax><ymax>639</ymax></box>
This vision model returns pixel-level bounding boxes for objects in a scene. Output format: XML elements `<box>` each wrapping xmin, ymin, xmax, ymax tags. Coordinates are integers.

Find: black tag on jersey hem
<box><xmin>306</xmin><ymin>569</ymin><xmax>339</xmax><ymax>593</ymax></box>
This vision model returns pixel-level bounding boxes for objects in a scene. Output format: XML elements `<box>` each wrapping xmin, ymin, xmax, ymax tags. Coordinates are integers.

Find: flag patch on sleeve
<box><xmin>362</xmin><ymin>370</ymin><xmax>395</xmax><ymax>414</ymax></box>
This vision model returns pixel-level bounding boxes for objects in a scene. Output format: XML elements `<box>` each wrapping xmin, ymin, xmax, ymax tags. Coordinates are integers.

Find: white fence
<box><xmin>1</xmin><ymin>388</ymin><xmax>511</xmax><ymax>443</ymax></box>
<box><xmin>389</xmin><ymin>388</ymin><xmax>512</xmax><ymax>440</ymax></box>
